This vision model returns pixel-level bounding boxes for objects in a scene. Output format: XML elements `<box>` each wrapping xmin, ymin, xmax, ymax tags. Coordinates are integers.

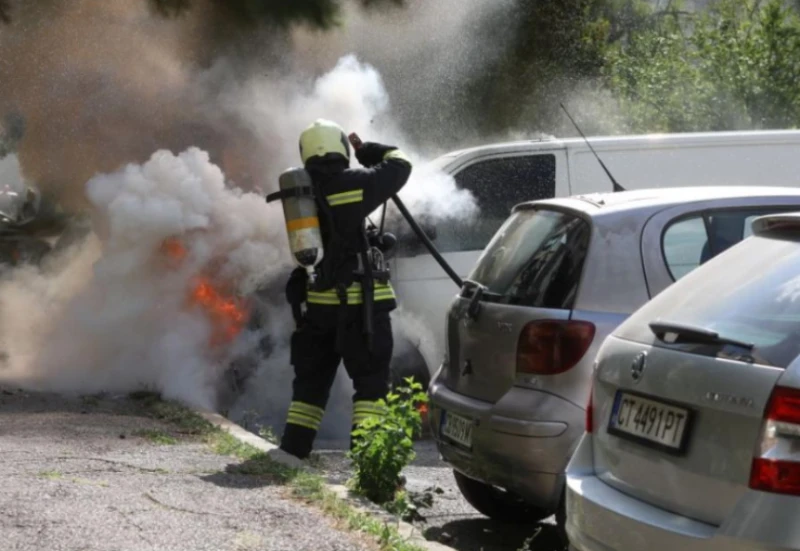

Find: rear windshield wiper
<box><xmin>460</xmin><ymin>280</ymin><xmax>504</xmax><ymax>320</ymax></box>
<box><xmin>649</xmin><ymin>320</ymin><xmax>755</xmax><ymax>350</ymax></box>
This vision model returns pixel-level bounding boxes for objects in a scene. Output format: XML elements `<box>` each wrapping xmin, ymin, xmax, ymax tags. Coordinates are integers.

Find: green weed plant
<box><xmin>348</xmin><ymin>377</ymin><xmax>428</xmax><ymax>504</ymax></box>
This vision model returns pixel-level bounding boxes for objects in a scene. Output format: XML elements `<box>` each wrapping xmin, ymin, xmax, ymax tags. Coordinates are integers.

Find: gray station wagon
<box><xmin>567</xmin><ymin>211</ymin><xmax>800</xmax><ymax>551</ymax></box>
<box><xmin>427</xmin><ymin>186</ymin><xmax>800</xmax><ymax>540</ymax></box>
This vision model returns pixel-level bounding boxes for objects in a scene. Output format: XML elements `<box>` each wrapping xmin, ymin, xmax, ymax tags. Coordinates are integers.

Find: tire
<box><xmin>453</xmin><ymin>470</ymin><xmax>551</xmax><ymax>524</ymax></box>
<box><xmin>389</xmin><ymin>338</ymin><xmax>431</xmax><ymax>391</ymax></box>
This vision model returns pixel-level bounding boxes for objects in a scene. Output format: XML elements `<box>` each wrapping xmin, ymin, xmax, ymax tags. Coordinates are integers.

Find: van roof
<box><xmin>435</xmin><ymin>129</ymin><xmax>800</xmax><ymax>161</ymax></box>
<box><xmin>516</xmin><ymin>186</ymin><xmax>800</xmax><ymax>218</ymax></box>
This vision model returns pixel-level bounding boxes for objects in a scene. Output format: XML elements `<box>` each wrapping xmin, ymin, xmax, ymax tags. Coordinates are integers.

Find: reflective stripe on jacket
<box><xmin>307</xmin><ymin>281</ymin><xmax>396</xmax><ymax>306</ymax></box>
<box><xmin>305</xmin><ymin>148</ymin><xmax>411</xmax><ymax>311</ymax></box>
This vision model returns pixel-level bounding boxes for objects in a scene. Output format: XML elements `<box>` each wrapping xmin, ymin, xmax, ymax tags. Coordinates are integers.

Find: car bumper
<box><xmin>428</xmin><ymin>374</ymin><xmax>584</xmax><ymax>511</ymax></box>
<box><xmin>566</xmin><ymin>433</ymin><xmax>800</xmax><ymax>551</ymax></box>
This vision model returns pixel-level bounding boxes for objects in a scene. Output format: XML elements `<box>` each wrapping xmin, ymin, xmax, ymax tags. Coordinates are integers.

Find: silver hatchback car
<box><xmin>567</xmin><ymin>211</ymin><xmax>800</xmax><ymax>551</ymax></box>
<box><xmin>428</xmin><ymin>186</ymin><xmax>800</xmax><ymax>537</ymax></box>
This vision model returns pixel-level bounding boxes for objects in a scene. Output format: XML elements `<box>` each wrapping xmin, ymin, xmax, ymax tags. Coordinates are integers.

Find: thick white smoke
<box><xmin>214</xmin><ymin>54</ymin><xmax>478</xmax><ymax>221</ymax></box>
<box><xmin>0</xmin><ymin>55</ymin><xmax>474</xmax><ymax>437</ymax></box>
<box><xmin>0</xmin><ymin>147</ymin><xmax>291</xmax><ymax>410</ymax></box>
<box><xmin>213</xmin><ymin>54</ymin><xmax>477</xmax><ymax>438</ymax></box>
<box><xmin>0</xmin><ymin>154</ymin><xmax>27</xmax><ymax>218</ymax></box>
<box><xmin>0</xmin><ymin>154</ymin><xmax>24</xmax><ymax>193</ymax></box>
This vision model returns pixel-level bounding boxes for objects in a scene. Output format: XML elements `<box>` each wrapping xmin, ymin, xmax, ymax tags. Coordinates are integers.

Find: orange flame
<box><xmin>159</xmin><ymin>237</ymin><xmax>249</xmax><ymax>347</ymax></box>
<box><xmin>160</xmin><ymin>237</ymin><xmax>188</xmax><ymax>267</ymax></box>
<box><xmin>189</xmin><ymin>277</ymin><xmax>248</xmax><ymax>347</ymax></box>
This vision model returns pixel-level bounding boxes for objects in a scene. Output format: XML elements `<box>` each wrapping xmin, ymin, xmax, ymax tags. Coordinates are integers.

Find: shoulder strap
<box><xmin>310</xmin><ymin>176</ymin><xmax>350</xmax><ymax>291</ymax></box>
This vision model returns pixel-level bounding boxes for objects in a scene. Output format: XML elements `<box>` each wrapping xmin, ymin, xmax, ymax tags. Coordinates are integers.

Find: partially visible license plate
<box><xmin>608</xmin><ymin>391</ymin><xmax>692</xmax><ymax>453</ymax></box>
<box><xmin>441</xmin><ymin>411</ymin><xmax>473</xmax><ymax>449</ymax></box>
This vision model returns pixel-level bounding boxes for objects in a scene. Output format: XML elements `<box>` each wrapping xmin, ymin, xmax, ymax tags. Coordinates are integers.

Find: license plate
<box><xmin>441</xmin><ymin>411</ymin><xmax>473</xmax><ymax>449</ymax></box>
<box><xmin>607</xmin><ymin>391</ymin><xmax>692</xmax><ymax>454</ymax></box>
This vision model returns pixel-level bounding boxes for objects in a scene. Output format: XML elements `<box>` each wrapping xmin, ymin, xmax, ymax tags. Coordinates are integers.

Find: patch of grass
<box><xmin>258</xmin><ymin>425</ymin><xmax>278</xmax><ymax>444</ymax></box>
<box><xmin>290</xmin><ymin>478</ymin><xmax>426</xmax><ymax>551</ymax></box>
<box><xmin>136</xmin><ymin>396</ymin><xmax>216</xmax><ymax>437</ymax></box>
<box><xmin>136</xmin><ymin>393</ymin><xmax>424</xmax><ymax>551</ymax></box>
<box><xmin>211</xmin><ymin>431</ymin><xmax>260</xmax><ymax>458</ymax></box>
<box><xmin>133</xmin><ymin>429</ymin><xmax>178</xmax><ymax>446</ymax></box>
<box><xmin>226</xmin><ymin>452</ymin><xmax>298</xmax><ymax>483</ymax></box>
<box><xmin>38</xmin><ymin>470</ymin><xmax>62</xmax><ymax>480</ymax></box>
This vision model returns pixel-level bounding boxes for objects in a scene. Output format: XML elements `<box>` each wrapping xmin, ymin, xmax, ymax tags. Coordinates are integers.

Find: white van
<box><xmin>388</xmin><ymin>129</ymin><xmax>800</xmax><ymax>384</ymax></box>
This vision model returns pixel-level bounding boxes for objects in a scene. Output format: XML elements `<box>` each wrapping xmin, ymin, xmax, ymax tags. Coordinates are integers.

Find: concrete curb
<box><xmin>196</xmin><ymin>409</ymin><xmax>456</xmax><ymax>551</ymax></box>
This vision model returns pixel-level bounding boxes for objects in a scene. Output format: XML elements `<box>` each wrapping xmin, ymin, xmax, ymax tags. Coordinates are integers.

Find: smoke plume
<box><xmin>0</xmin><ymin>154</ymin><xmax>26</xmax><ymax>218</ymax></box>
<box><xmin>0</xmin><ymin>0</ymin><xmax>503</xmax><ymax>438</ymax></box>
<box><xmin>0</xmin><ymin>148</ymin><xmax>291</xmax><ymax>410</ymax></box>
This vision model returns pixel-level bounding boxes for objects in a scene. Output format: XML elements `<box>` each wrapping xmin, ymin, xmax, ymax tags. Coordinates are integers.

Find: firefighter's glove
<box><xmin>285</xmin><ymin>267</ymin><xmax>308</xmax><ymax>306</ymax></box>
<box><xmin>355</xmin><ymin>142</ymin><xmax>397</xmax><ymax>168</ymax></box>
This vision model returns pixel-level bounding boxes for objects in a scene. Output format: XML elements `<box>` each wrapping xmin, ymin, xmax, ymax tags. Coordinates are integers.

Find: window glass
<box><xmin>662</xmin><ymin>217</ymin><xmax>707</xmax><ymax>280</ymax></box>
<box><xmin>620</xmin><ymin>234</ymin><xmax>800</xmax><ymax>368</ymax></box>
<box><xmin>467</xmin><ymin>208</ymin><xmax>590</xmax><ymax>309</ymax></box>
<box><xmin>743</xmin><ymin>214</ymin><xmax>760</xmax><ymax>239</ymax></box>
<box><xmin>432</xmin><ymin>155</ymin><xmax>556</xmax><ymax>254</ymax></box>
<box><xmin>662</xmin><ymin>208</ymin><xmax>796</xmax><ymax>282</ymax></box>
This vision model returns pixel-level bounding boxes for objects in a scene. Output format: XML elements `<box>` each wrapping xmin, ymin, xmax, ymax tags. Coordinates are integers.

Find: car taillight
<box><xmin>585</xmin><ymin>382</ymin><xmax>594</xmax><ymax>434</ymax></box>
<box><xmin>516</xmin><ymin>320</ymin><xmax>595</xmax><ymax>375</ymax></box>
<box><xmin>749</xmin><ymin>386</ymin><xmax>800</xmax><ymax>495</ymax></box>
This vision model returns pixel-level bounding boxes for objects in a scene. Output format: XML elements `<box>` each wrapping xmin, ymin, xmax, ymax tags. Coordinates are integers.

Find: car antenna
<box><xmin>560</xmin><ymin>102</ymin><xmax>625</xmax><ymax>192</ymax></box>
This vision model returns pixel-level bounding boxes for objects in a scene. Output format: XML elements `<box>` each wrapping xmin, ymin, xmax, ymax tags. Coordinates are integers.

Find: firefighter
<box><xmin>279</xmin><ymin>119</ymin><xmax>412</xmax><ymax>460</ymax></box>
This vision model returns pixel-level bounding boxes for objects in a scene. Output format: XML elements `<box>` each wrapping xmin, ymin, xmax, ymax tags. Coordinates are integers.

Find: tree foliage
<box><xmin>452</xmin><ymin>0</ymin><xmax>670</xmax><ymax>137</ymax></box>
<box><xmin>4</xmin><ymin>0</ymin><xmax>799</xmax><ymax>138</ymax></box>
<box><xmin>605</xmin><ymin>0</ymin><xmax>800</xmax><ymax>132</ymax></box>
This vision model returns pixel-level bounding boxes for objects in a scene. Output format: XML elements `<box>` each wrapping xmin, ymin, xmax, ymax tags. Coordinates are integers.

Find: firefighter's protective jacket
<box><xmin>306</xmin><ymin>148</ymin><xmax>412</xmax><ymax>311</ymax></box>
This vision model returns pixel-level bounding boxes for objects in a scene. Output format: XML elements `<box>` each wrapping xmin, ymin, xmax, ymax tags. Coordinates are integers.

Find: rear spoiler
<box><xmin>751</xmin><ymin>212</ymin><xmax>800</xmax><ymax>235</ymax></box>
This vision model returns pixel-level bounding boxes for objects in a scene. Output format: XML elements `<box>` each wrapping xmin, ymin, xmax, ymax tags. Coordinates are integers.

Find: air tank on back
<box><xmin>277</xmin><ymin>167</ymin><xmax>323</xmax><ymax>276</ymax></box>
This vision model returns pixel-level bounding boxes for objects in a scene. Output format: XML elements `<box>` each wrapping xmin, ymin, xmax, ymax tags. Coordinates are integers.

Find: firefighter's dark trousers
<box><xmin>279</xmin><ymin>305</ymin><xmax>393</xmax><ymax>460</ymax></box>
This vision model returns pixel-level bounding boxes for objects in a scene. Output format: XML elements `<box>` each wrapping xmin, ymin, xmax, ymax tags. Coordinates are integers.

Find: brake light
<box><xmin>749</xmin><ymin>386</ymin><xmax>800</xmax><ymax>495</ymax></box>
<box><xmin>586</xmin><ymin>382</ymin><xmax>594</xmax><ymax>434</ymax></box>
<box><xmin>516</xmin><ymin>320</ymin><xmax>595</xmax><ymax>375</ymax></box>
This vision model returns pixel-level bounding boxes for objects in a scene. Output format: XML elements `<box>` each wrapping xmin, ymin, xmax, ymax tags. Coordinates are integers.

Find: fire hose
<box><xmin>348</xmin><ymin>133</ymin><xmax>463</xmax><ymax>289</ymax></box>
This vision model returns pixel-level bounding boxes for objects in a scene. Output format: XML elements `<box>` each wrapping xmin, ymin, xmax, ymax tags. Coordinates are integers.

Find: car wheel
<box><xmin>453</xmin><ymin>470</ymin><xmax>551</xmax><ymax>524</ymax></box>
<box><xmin>389</xmin><ymin>337</ymin><xmax>431</xmax><ymax>391</ymax></box>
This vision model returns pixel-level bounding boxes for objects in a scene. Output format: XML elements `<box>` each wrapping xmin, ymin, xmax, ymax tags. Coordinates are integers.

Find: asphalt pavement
<box><xmin>314</xmin><ymin>440</ymin><xmax>565</xmax><ymax>551</ymax></box>
<box><xmin>0</xmin><ymin>387</ymin><xmax>373</xmax><ymax>551</ymax></box>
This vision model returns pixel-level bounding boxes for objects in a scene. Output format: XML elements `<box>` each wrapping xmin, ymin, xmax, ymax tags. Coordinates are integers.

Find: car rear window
<box><xmin>616</xmin><ymin>233</ymin><xmax>800</xmax><ymax>368</ymax></box>
<box><xmin>466</xmin><ymin>207</ymin><xmax>591</xmax><ymax>309</ymax></box>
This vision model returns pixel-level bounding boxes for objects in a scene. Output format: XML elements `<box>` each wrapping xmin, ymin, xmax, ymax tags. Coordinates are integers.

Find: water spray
<box><xmin>348</xmin><ymin>132</ymin><xmax>463</xmax><ymax>289</ymax></box>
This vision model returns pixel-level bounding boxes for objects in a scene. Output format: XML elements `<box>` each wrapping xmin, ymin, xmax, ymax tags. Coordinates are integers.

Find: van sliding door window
<box><xmin>433</xmin><ymin>155</ymin><xmax>556</xmax><ymax>254</ymax></box>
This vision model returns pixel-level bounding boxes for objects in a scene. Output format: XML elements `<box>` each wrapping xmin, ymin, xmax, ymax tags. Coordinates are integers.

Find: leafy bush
<box><xmin>605</xmin><ymin>0</ymin><xmax>800</xmax><ymax>132</ymax></box>
<box><xmin>348</xmin><ymin>377</ymin><xmax>428</xmax><ymax>504</ymax></box>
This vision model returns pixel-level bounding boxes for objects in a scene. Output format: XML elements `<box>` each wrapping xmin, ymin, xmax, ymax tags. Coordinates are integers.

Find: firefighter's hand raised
<box><xmin>355</xmin><ymin>142</ymin><xmax>397</xmax><ymax>168</ymax></box>
<box><xmin>285</xmin><ymin>267</ymin><xmax>308</xmax><ymax>306</ymax></box>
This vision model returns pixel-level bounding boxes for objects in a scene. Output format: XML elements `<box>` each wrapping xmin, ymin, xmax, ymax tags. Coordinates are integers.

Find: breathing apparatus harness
<box><xmin>266</xmin><ymin>167</ymin><xmax>394</xmax><ymax>353</ymax></box>
<box><xmin>267</xmin><ymin>130</ymin><xmax>465</xmax><ymax>352</ymax></box>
